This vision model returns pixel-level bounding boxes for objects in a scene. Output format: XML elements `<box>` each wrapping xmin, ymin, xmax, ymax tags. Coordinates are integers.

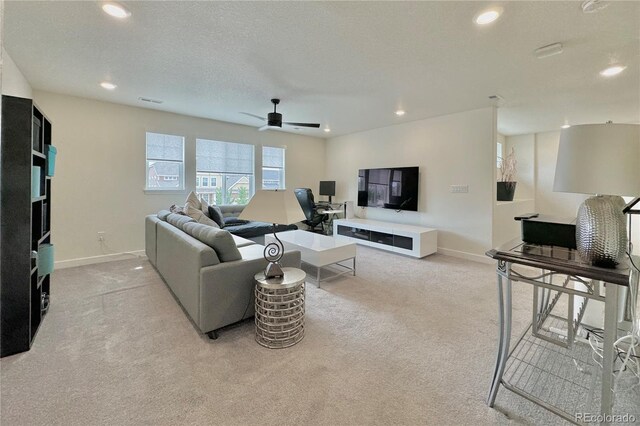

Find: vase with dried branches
<box><xmin>497</xmin><ymin>147</ymin><xmax>517</xmax><ymax>201</ymax></box>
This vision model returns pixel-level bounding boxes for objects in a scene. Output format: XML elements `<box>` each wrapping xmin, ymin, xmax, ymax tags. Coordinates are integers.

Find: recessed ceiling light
<box><xmin>395</xmin><ymin>110</ymin><xmax>405</xmax><ymax>116</ymax></box>
<box><xmin>475</xmin><ymin>8</ymin><xmax>503</xmax><ymax>25</ymax></box>
<box><xmin>102</xmin><ymin>2</ymin><xmax>131</xmax><ymax>19</ymax></box>
<box><xmin>324</xmin><ymin>128</ymin><xmax>331</xmax><ymax>133</ymax></box>
<box><xmin>582</xmin><ymin>0</ymin><xmax>609</xmax><ymax>14</ymax></box>
<box><xmin>599</xmin><ymin>65</ymin><xmax>626</xmax><ymax>77</ymax></box>
<box><xmin>561</xmin><ymin>124</ymin><xmax>571</xmax><ymax>129</ymax></box>
<box><xmin>100</xmin><ymin>82</ymin><xmax>117</xmax><ymax>90</ymax></box>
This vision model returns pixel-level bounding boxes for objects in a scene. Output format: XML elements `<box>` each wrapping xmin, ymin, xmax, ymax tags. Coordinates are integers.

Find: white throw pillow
<box><xmin>200</xmin><ymin>197</ymin><xmax>210</xmax><ymax>218</ymax></box>
<box><xmin>185</xmin><ymin>204</ymin><xmax>219</xmax><ymax>228</ymax></box>
<box><xmin>185</xmin><ymin>191</ymin><xmax>201</xmax><ymax>210</ymax></box>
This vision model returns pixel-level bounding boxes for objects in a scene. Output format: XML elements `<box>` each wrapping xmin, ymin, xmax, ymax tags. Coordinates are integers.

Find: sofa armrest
<box><xmin>198</xmin><ymin>250</ymin><xmax>301</xmax><ymax>333</ymax></box>
<box><xmin>145</xmin><ymin>215</ymin><xmax>161</xmax><ymax>266</ymax></box>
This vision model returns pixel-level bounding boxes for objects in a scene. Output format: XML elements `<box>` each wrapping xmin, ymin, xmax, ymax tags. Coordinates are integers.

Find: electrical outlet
<box><xmin>450</xmin><ymin>185</ymin><xmax>469</xmax><ymax>193</ymax></box>
<box><xmin>97</xmin><ymin>231</ymin><xmax>105</xmax><ymax>241</ymax></box>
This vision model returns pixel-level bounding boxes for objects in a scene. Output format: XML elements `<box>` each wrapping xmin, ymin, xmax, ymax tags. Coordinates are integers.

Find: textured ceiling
<box><xmin>4</xmin><ymin>1</ymin><xmax>639</xmax><ymax>137</ymax></box>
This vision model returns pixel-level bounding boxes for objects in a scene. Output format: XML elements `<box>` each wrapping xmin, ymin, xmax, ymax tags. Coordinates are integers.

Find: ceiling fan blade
<box><xmin>240</xmin><ymin>112</ymin><xmax>266</xmax><ymax>121</ymax></box>
<box><xmin>283</xmin><ymin>122</ymin><xmax>321</xmax><ymax>128</ymax></box>
<box><xmin>258</xmin><ymin>124</ymin><xmax>270</xmax><ymax>131</ymax></box>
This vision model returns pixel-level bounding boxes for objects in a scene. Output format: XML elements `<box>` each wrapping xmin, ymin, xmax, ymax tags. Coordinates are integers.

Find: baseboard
<box><xmin>437</xmin><ymin>247</ymin><xmax>493</xmax><ymax>264</ymax></box>
<box><xmin>55</xmin><ymin>251</ymin><xmax>147</xmax><ymax>269</ymax></box>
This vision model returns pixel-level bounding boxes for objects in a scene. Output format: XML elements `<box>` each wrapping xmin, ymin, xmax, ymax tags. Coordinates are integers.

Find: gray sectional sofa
<box><xmin>145</xmin><ymin>210</ymin><xmax>301</xmax><ymax>338</ymax></box>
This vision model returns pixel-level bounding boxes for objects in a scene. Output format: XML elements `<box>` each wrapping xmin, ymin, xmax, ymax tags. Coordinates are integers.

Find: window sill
<box><xmin>144</xmin><ymin>189</ymin><xmax>186</xmax><ymax>195</ymax></box>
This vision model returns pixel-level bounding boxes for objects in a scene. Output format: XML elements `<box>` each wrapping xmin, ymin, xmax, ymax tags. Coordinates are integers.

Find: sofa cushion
<box><xmin>218</xmin><ymin>204</ymin><xmax>246</xmax><ymax>219</ymax></box>
<box><xmin>224</xmin><ymin>217</ymin><xmax>250</xmax><ymax>226</ymax></box>
<box><xmin>166</xmin><ymin>213</ymin><xmax>197</xmax><ymax>230</ymax></box>
<box><xmin>158</xmin><ymin>210</ymin><xmax>171</xmax><ymax>221</ymax></box>
<box><xmin>208</xmin><ymin>205</ymin><xmax>225</xmax><ymax>228</ymax></box>
<box><xmin>185</xmin><ymin>204</ymin><xmax>219</xmax><ymax>228</ymax></box>
<box><xmin>182</xmin><ymin>222</ymin><xmax>242</xmax><ymax>262</ymax></box>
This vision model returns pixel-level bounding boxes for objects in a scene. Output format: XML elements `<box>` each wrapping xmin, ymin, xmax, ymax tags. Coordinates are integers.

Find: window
<box><xmin>262</xmin><ymin>146</ymin><xmax>285</xmax><ymax>189</ymax></box>
<box><xmin>196</xmin><ymin>139</ymin><xmax>254</xmax><ymax>205</ymax></box>
<box><xmin>497</xmin><ymin>142</ymin><xmax>503</xmax><ymax>168</ymax></box>
<box><xmin>196</xmin><ymin>177</ymin><xmax>200</xmax><ymax>187</ymax></box>
<box><xmin>202</xmin><ymin>177</ymin><xmax>209</xmax><ymax>187</ymax></box>
<box><xmin>146</xmin><ymin>132</ymin><xmax>184</xmax><ymax>190</ymax></box>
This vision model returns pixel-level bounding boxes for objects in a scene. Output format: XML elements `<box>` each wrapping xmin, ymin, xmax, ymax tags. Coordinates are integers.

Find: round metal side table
<box><xmin>254</xmin><ymin>267</ymin><xmax>306</xmax><ymax>349</ymax></box>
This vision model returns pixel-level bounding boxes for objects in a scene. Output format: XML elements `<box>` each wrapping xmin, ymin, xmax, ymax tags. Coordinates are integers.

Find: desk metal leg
<box><xmin>488</xmin><ymin>265</ymin><xmax>512</xmax><ymax>407</ymax></box>
<box><xmin>601</xmin><ymin>282</ymin><xmax>619</xmax><ymax>418</ymax></box>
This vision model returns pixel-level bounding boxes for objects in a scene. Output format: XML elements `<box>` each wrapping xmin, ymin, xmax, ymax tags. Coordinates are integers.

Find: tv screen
<box><xmin>357</xmin><ymin>167</ymin><xmax>419</xmax><ymax>211</ymax></box>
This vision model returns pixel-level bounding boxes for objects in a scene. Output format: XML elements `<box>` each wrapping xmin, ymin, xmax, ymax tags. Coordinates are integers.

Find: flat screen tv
<box><xmin>357</xmin><ymin>166</ymin><xmax>419</xmax><ymax>211</ymax></box>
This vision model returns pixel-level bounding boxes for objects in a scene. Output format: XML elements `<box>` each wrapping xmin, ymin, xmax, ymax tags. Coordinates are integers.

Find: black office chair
<box><xmin>294</xmin><ymin>188</ymin><xmax>327</xmax><ymax>233</ymax></box>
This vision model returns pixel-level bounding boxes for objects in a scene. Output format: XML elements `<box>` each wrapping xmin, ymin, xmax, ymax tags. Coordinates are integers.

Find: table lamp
<box><xmin>238</xmin><ymin>189</ymin><xmax>306</xmax><ymax>278</ymax></box>
<box><xmin>553</xmin><ymin>123</ymin><xmax>640</xmax><ymax>267</ymax></box>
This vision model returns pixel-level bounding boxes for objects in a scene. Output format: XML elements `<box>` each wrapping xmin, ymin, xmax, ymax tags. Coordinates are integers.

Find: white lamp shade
<box><xmin>238</xmin><ymin>190</ymin><xmax>306</xmax><ymax>225</ymax></box>
<box><xmin>553</xmin><ymin>123</ymin><xmax>640</xmax><ymax>196</ymax></box>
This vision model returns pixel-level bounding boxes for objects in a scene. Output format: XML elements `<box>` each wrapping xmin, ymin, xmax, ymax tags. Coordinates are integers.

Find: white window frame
<box><xmin>262</xmin><ymin>145</ymin><xmax>286</xmax><ymax>190</ymax></box>
<box><xmin>145</xmin><ymin>132</ymin><xmax>185</xmax><ymax>192</ymax></box>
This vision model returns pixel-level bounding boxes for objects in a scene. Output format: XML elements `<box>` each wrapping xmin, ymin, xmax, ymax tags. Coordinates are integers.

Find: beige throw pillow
<box><xmin>185</xmin><ymin>204</ymin><xmax>219</xmax><ymax>228</ymax></box>
<box><xmin>200</xmin><ymin>196</ymin><xmax>211</xmax><ymax>218</ymax></box>
<box><xmin>185</xmin><ymin>191</ymin><xmax>201</xmax><ymax>210</ymax></box>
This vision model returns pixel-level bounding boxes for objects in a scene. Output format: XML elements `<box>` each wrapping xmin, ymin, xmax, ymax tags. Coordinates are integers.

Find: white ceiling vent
<box><xmin>138</xmin><ymin>97</ymin><xmax>163</xmax><ymax>104</ymax></box>
<box><xmin>534</xmin><ymin>43</ymin><xmax>564</xmax><ymax>59</ymax></box>
<box><xmin>581</xmin><ymin>0</ymin><xmax>609</xmax><ymax>13</ymax></box>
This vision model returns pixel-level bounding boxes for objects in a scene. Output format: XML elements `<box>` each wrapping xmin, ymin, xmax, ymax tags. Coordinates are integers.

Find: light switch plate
<box><xmin>450</xmin><ymin>185</ymin><xmax>469</xmax><ymax>193</ymax></box>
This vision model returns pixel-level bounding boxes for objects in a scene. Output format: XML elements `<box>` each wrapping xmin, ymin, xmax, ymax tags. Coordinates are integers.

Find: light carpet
<box><xmin>2</xmin><ymin>246</ymin><xmax>592</xmax><ymax>425</ymax></box>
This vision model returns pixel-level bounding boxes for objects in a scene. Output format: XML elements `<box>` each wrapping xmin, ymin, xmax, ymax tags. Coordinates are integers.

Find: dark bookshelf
<box><xmin>1</xmin><ymin>95</ymin><xmax>53</xmax><ymax>357</ymax></box>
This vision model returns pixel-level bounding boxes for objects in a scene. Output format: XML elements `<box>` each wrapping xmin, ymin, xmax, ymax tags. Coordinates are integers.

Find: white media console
<box><xmin>333</xmin><ymin>218</ymin><xmax>437</xmax><ymax>258</ymax></box>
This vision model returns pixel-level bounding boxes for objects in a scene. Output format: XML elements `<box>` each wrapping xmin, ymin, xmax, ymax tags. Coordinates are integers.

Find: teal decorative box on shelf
<box><xmin>37</xmin><ymin>244</ymin><xmax>55</xmax><ymax>277</ymax></box>
<box><xmin>46</xmin><ymin>145</ymin><xmax>57</xmax><ymax>177</ymax></box>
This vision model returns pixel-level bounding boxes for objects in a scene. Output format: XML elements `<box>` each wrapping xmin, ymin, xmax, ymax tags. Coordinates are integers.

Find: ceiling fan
<box><xmin>241</xmin><ymin>99</ymin><xmax>320</xmax><ymax>131</ymax></box>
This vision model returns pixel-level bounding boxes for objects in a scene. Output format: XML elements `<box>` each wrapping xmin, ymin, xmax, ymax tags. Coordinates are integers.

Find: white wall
<box><xmin>325</xmin><ymin>107</ymin><xmax>497</xmax><ymax>260</ymax></box>
<box><xmin>33</xmin><ymin>90</ymin><xmax>326</xmax><ymax>263</ymax></box>
<box><xmin>1</xmin><ymin>48</ymin><xmax>32</xmax><ymax>98</ymax></box>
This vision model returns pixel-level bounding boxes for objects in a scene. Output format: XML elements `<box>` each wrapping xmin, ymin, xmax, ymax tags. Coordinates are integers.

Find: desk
<box><xmin>486</xmin><ymin>239</ymin><xmax>638</xmax><ymax>424</ymax></box>
<box><xmin>318</xmin><ymin>207</ymin><xmax>344</xmax><ymax>235</ymax></box>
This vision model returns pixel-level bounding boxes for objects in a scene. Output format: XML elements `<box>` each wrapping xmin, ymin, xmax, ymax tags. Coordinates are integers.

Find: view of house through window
<box><xmin>196</xmin><ymin>139</ymin><xmax>255</xmax><ymax>205</ymax></box>
<box><xmin>146</xmin><ymin>132</ymin><xmax>185</xmax><ymax>190</ymax></box>
<box><xmin>262</xmin><ymin>146</ymin><xmax>285</xmax><ymax>189</ymax></box>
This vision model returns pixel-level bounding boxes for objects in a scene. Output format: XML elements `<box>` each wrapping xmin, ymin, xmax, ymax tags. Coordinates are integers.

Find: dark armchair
<box><xmin>294</xmin><ymin>188</ymin><xmax>327</xmax><ymax>233</ymax></box>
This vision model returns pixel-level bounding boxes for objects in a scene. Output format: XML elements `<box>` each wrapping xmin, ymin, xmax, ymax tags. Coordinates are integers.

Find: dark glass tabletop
<box><xmin>486</xmin><ymin>239</ymin><xmax>631</xmax><ymax>286</ymax></box>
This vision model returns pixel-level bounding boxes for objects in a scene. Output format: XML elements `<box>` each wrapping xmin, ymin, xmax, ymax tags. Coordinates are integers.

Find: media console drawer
<box><xmin>334</xmin><ymin>219</ymin><xmax>436</xmax><ymax>258</ymax></box>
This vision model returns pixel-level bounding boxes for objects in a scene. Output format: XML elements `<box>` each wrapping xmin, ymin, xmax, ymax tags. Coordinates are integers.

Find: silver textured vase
<box><xmin>576</xmin><ymin>195</ymin><xmax>627</xmax><ymax>268</ymax></box>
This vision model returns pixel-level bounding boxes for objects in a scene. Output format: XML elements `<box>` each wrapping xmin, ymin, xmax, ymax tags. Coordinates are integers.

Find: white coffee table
<box><xmin>265</xmin><ymin>230</ymin><xmax>356</xmax><ymax>288</ymax></box>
